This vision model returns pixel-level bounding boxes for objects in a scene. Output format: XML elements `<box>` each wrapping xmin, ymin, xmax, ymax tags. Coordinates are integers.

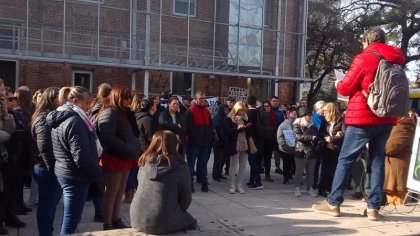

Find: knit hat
<box><xmin>298</xmin><ymin>107</ymin><xmax>312</xmax><ymax>117</ymax></box>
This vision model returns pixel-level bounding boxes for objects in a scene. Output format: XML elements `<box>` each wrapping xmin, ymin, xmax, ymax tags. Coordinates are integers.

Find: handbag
<box><xmin>248</xmin><ymin>136</ymin><xmax>258</xmax><ymax>154</ymax></box>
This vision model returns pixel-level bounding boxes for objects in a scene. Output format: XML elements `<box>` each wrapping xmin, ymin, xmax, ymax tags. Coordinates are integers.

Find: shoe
<box><xmin>246</xmin><ymin>182</ymin><xmax>254</xmax><ymax>187</ymax></box>
<box><xmin>212</xmin><ymin>178</ymin><xmax>221</xmax><ymax>182</ymax></box>
<box><xmin>229</xmin><ymin>185</ymin><xmax>236</xmax><ymax>194</ymax></box>
<box><xmin>252</xmin><ymin>185</ymin><xmax>263</xmax><ymax>190</ymax></box>
<box><xmin>123</xmin><ymin>190</ymin><xmax>135</xmax><ymax>204</ymax></box>
<box><xmin>94</xmin><ymin>213</ymin><xmax>104</xmax><ymax>222</ymax></box>
<box><xmin>103</xmin><ymin>223</ymin><xmax>114</xmax><ymax>230</ymax></box>
<box><xmin>5</xmin><ymin>218</ymin><xmax>26</xmax><ymax>228</ymax></box>
<box><xmin>308</xmin><ymin>188</ymin><xmax>317</xmax><ymax>197</ymax></box>
<box><xmin>318</xmin><ymin>191</ymin><xmax>328</xmax><ymax>198</ymax></box>
<box><xmin>351</xmin><ymin>192</ymin><xmax>364</xmax><ymax>200</ymax></box>
<box><xmin>366</xmin><ymin>208</ymin><xmax>379</xmax><ymax>221</ymax></box>
<box><xmin>112</xmin><ymin>218</ymin><xmax>129</xmax><ymax>229</ymax></box>
<box><xmin>346</xmin><ymin>183</ymin><xmax>353</xmax><ymax>190</ymax></box>
<box><xmin>312</xmin><ymin>200</ymin><xmax>340</xmax><ymax>217</ymax></box>
<box><xmin>237</xmin><ymin>185</ymin><xmax>245</xmax><ymax>194</ymax></box>
<box><xmin>265</xmin><ymin>175</ymin><xmax>274</xmax><ymax>182</ymax></box>
<box><xmin>220</xmin><ymin>176</ymin><xmax>227</xmax><ymax>180</ymax></box>
<box><xmin>294</xmin><ymin>187</ymin><xmax>302</xmax><ymax>197</ymax></box>
<box><xmin>275</xmin><ymin>168</ymin><xmax>283</xmax><ymax>174</ymax></box>
<box><xmin>201</xmin><ymin>183</ymin><xmax>208</xmax><ymax>192</ymax></box>
<box><xmin>0</xmin><ymin>223</ymin><xmax>8</xmax><ymax>235</ymax></box>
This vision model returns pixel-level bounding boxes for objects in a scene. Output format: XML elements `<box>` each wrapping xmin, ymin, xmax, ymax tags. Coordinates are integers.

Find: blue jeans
<box><xmin>328</xmin><ymin>124</ymin><xmax>393</xmax><ymax>209</ymax></box>
<box><xmin>57</xmin><ymin>178</ymin><xmax>89</xmax><ymax>235</ymax></box>
<box><xmin>33</xmin><ymin>166</ymin><xmax>63</xmax><ymax>236</ymax></box>
<box><xmin>187</xmin><ymin>146</ymin><xmax>209</xmax><ymax>183</ymax></box>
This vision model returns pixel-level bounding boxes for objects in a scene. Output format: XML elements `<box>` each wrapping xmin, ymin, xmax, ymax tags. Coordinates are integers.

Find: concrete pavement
<box><xmin>6</xmin><ymin>160</ymin><xmax>420</xmax><ymax>236</ymax></box>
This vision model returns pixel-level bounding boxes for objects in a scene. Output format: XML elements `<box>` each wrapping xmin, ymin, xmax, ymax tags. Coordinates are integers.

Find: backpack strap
<box><xmin>361</xmin><ymin>50</ymin><xmax>384</xmax><ymax>98</ymax></box>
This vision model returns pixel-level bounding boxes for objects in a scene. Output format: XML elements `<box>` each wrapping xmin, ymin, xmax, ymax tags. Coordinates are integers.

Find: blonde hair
<box><xmin>227</xmin><ymin>101</ymin><xmax>248</xmax><ymax>121</ymax></box>
<box><xmin>324</xmin><ymin>102</ymin><xmax>341</xmax><ymax>123</ymax></box>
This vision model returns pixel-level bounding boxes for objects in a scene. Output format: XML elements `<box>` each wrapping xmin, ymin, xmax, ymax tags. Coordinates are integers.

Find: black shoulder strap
<box><xmin>366</xmin><ymin>50</ymin><xmax>384</xmax><ymax>59</ymax></box>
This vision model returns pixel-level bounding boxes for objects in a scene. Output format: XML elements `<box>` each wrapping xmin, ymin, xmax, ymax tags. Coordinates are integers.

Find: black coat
<box><xmin>158</xmin><ymin>109</ymin><xmax>186</xmax><ymax>138</ymax></box>
<box><xmin>31</xmin><ymin>111</ymin><xmax>55</xmax><ymax>171</ymax></box>
<box><xmin>136</xmin><ymin>111</ymin><xmax>158</xmax><ymax>152</ymax></box>
<box><xmin>46</xmin><ymin>105</ymin><xmax>101</xmax><ymax>183</ymax></box>
<box><xmin>323</xmin><ymin>117</ymin><xmax>345</xmax><ymax>152</ymax></box>
<box><xmin>293</xmin><ymin>117</ymin><xmax>322</xmax><ymax>160</ymax></box>
<box><xmin>223</xmin><ymin>116</ymin><xmax>250</xmax><ymax>156</ymax></box>
<box><xmin>98</xmin><ymin>108</ymin><xmax>141</xmax><ymax>160</ymax></box>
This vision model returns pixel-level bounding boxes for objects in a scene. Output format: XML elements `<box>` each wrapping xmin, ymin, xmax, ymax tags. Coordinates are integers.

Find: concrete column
<box><xmin>144</xmin><ymin>70</ymin><xmax>149</xmax><ymax>96</ymax></box>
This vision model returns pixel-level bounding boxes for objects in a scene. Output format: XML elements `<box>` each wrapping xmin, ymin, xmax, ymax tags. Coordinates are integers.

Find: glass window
<box><xmin>174</xmin><ymin>0</ymin><xmax>196</xmax><ymax>17</ymax></box>
<box><xmin>72</xmin><ymin>70</ymin><xmax>92</xmax><ymax>92</ymax></box>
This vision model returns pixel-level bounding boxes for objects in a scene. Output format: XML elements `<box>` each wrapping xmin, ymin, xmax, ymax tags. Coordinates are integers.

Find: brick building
<box><xmin>0</xmin><ymin>0</ymin><xmax>308</xmax><ymax>103</ymax></box>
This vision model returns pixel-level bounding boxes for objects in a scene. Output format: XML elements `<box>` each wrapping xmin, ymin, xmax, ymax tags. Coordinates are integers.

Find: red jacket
<box><xmin>337</xmin><ymin>42</ymin><xmax>405</xmax><ymax>126</ymax></box>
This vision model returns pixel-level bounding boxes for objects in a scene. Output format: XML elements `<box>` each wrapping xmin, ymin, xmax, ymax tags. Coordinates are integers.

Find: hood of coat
<box><xmin>46</xmin><ymin>105</ymin><xmax>77</xmax><ymax>129</ymax></box>
<box><xmin>136</xmin><ymin>111</ymin><xmax>152</xmax><ymax>121</ymax></box>
<box><xmin>366</xmin><ymin>42</ymin><xmax>405</xmax><ymax>65</ymax></box>
<box><xmin>144</xmin><ymin>155</ymin><xmax>181</xmax><ymax>180</ymax></box>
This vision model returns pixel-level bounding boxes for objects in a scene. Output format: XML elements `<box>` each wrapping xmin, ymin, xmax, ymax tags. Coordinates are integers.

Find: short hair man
<box><xmin>185</xmin><ymin>91</ymin><xmax>213</xmax><ymax>192</ymax></box>
<box><xmin>270</xmin><ymin>96</ymin><xmax>285</xmax><ymax>175</ymax></box>
<box><xmin>312</xmin><ymin>27</ymin><xmax>405</xmax><ymax>221</ymax></box>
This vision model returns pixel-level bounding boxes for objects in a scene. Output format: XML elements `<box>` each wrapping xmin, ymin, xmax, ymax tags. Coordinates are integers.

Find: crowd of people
<box><xmin>0</xmin><ymin>27</ymin><xmax>417</xmax><ymax>235</ymax></box>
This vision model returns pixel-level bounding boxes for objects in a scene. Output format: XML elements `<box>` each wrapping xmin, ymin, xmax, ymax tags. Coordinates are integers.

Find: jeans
<box><xmin>247</xmin><ymin>153</ymin><xmax>262</xmax><ymax>186</ymax></box>
<box><xmin>33</xmin><ymin>166</ymin><xmax>63</xmax><ymax>236</ymax></box>
<box><xmin>57</xmin><ymin>178</ymin><xmax>89</xmax><ymax>235</ymax></box>
<box><xmin>187</xmin><ymin>146</ymin><xmax>209</xmax><ymax>183</ymax></box>
<box><xmin>328</xmin><ymin>124</ymin><xmax>393</xmax><ymax>209</ymax></box>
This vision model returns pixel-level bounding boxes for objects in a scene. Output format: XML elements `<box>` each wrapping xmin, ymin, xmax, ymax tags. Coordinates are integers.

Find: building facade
<box><xmin>0</xmin><ymin>0</ymin><xmax>308</xmax><ymax>103</ymax></box>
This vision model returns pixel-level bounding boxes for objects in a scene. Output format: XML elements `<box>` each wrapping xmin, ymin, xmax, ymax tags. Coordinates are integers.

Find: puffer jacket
<box><xmin>293</xmin><ymin>117</ymin><xmax>321</xmax><ymax>159</ymax></box>
<box><xmin>136</xmin><ymin>111</ymin><xmax>158</xmax><ymax>152</ymax></box>
<box><xmin>336</xmin><ymin>42</ymin><xmax>405</xmax><ymax>126</ymax></box>
<box><xmin>46</xmin><ymin>105</ymin><xmax>101</xmax><ymax>183</ymax></box>
<box><xmin>98</xmin><ymin>108</ymin><xmax>141</xmax><ymax>160</ymax></box>
<box><xmin>185</xmin><ymin>104</ymin><xmax>213</xmax><ymax>147</ymax></box>
<box><xmin>31</xmin><ymin>112</ymin><xmax>55</xmax><ymax>171</ymax></box>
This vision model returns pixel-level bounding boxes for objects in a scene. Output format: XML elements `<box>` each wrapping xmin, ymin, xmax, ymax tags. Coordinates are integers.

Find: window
<box><xmin>173</xmin><ymin>0</ymin><xmax>196</xmax><ymax>17</ymax></box>
<box><xmin>264</xmin><ymin>0</ymin><xmax>270</xmax><ymax>26</ymax></box>
<box><xmin>172</xmin><ymin>72</ymin><xmax>192</xmax><ymax>95</ymax></box>
<box><xmin>72</xmin><ymin>70</ymin><xmax>93</xmax><ymax>92</ymax></box>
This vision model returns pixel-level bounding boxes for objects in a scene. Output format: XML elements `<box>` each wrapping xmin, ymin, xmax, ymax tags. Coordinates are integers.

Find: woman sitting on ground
<box><xmin>130</xmin><ymin>130</ymin><xmax>197</xmax><ymax>235</ymax></box>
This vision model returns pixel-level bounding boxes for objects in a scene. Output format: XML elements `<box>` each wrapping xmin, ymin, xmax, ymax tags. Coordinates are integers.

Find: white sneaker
<box><xmin>295</xmin><ymin>187</ymin><xmax>302</xmax><ymax>197</ymax></box>
<box><xmin>308</xmin><ymin>188</ymin><xmax>317</xmax><ymax>197</ymax></box>
<box><xmin>237</xmin><ymin>185</ymin><xmax>245</xmax><ymax>194</ymax></box>
<box><xmin>229</xmin><ymin>185</ymin><xmax>236</xmax><ymax>194</ymax></box>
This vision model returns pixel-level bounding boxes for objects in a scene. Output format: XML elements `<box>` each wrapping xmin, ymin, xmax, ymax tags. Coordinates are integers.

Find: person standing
<box><xmin>277</xmin><ymin>107</ymin><xmax>297</xmax><ymax>184</ymax></box>
<box><xmin>185</xmin><ymin>91</ymin><xmax>213</xmax><ymax>192</ymax></box>
<box><xmin>31</xmin><ymin>87</ymin><xmax>62</xmax><ymax>236</ymax></box>
<box><xmin>159</xmin><ymin>97</ymin><xmax>186</xmax><ymax>157</ymax></box>
<box><xmin>97</xmin><ymin>87</ymin><xmax>141</xmax><ymax>230</ymax></box>
<box><xmin>47</xmin><ymin>86</ymin><xmax>102</xmax><ymax>234</ymax></box>
<box><xmin>211</xmin><ymin>104</ymin><xmax>229</xmax><ymax>182</ymax></box>
<box><xmin>246</xmin><ymin>96</ymin><xmax>263</xmax><ymax>189</ymax></box>
<box><xmin>312</xmin><ymin>27</ymin><xmax>405</xmax><ymax>221</ymax></box>
<box><xmin>270</xmin><ymin>96</ymin><xmax>285</xmax><ymax>175</ymax></box>
<box><xmin>223</xmin><ymin>101</ymin><xmax>251</xmax><ymax>194</ymax></box>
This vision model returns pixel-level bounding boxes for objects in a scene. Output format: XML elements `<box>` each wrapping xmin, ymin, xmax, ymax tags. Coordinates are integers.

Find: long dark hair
<box><xmin>100</xmin><ymin>86</ymin><xmax>131</xmax><ymax>124</ymax></box>
<box><xmin>138</xmin><ymin>130</ymin><xmax>185</xmax><ymax>167</ymax></box>
<box><xmin>31</xmin><ymin>87</ymin><xmax>59</xmax><ymax>124</ymax></box>
<box><xmin>15</xmin><ymin>89</ymin><xmax>33</xmax><ymax>115</ymax></box>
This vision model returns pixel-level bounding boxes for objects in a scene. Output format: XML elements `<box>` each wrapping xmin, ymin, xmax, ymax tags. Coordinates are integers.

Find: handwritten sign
<box><xmin>228</xmin><ymin>87</ymin><xmax>248</xmax><ymax>102</ymax></box>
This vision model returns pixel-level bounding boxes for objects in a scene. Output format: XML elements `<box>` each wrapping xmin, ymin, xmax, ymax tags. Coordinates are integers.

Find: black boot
<box><xmin>5</xmin><ymin>216</ymin><xmax>26</xmax><ymax>228</ymax></box>
<box><xmin>112</xmin><ymin>218</ymin><xmax>129</xmax><ymax>229</ymax></box>
<box><xmin>201</xmin><ymin>182</ymin><xmax>208</xmax><ymax>192</ymax></box>
<box><xmin>103</xmin><ymin>223</ymin><xmax>114</xmax><ymax>230</ymax></box>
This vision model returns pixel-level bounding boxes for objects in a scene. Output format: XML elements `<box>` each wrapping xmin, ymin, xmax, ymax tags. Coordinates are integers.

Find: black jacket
<box><xmin>98</xmin><ymin>108</ymin><xmax>142</xmax><ymax>160</ymax></box>
<box><xmin>31</xmin><ymin>112</ymin><xmax>55</xmax><ymax>170</ymax></box>
<box><xmin>136</xmin><ymin>111</ymin><xmax>158</xmax><ymax>152</ymax></box>
<box><xmin>213</xmin><ymin>104</ymin><xmax>227</xmax><ymax>148</ymax></box>
<box><xmin>223</xmin><ymin>116</ymin><xmax>250</xmax><ymax>156</ymax></box>
<box><xmin>46</xmin><ymin>105</ymin><xmax>101</xmax><ymax>183</ymax></box>
<box><xmin>323</xmin><ymin>117</ymin><xmax>345</xmax><ymax>152</ymax></box>
<box><xmin>293</xmin><ymin>117</ymin><xmax>322</xmax><ymax>160</ymax></box>
<box><xmin>158</xmin><ymin>109</ymin><xmax>186</xmax><ymax>138</ymax></box>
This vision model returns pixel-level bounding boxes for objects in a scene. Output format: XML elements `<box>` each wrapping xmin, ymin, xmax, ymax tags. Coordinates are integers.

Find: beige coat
<box><xmin>384</xmin><ymin>117</ymin><xmax>415</xmax><ymax>194</ymax></box>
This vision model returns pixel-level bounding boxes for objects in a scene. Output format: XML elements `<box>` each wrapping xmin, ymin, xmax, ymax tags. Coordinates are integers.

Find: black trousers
<box><xmin>212</xmin><ymin>145</ymin><xmax>225</xmax><ymax>180</ymax></box>
<box><xmin>318</xmin><ymin>148</ymin><xmax>339</xmax><ymax>193</ymax></box>
<box><xmin>262</xmin><ymin>140</ymin><xmax>276</xmax><ymax>176</ymax></box>
<box><xmin>279</xmin><ymin>150</ymin><xmax>295</xmax><ymax>181</ymax></box>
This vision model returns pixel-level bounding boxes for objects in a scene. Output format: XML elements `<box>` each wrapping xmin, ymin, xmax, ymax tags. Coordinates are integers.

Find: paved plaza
<box><xmin>6</xmin><ymin>158</ymin><xmax>420</xmax><ymax>236</ymax></box>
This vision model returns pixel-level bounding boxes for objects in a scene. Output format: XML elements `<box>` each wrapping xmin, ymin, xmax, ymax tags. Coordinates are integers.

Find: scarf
<box><xmin>68</xmin><ymin>104</ymin><xmax>103</xmax><ymax>157</ymax></box>
<box><xmin>311</xmin><ymin>111</ymin><xmax>323</xmax><ymax>130</ymax></box>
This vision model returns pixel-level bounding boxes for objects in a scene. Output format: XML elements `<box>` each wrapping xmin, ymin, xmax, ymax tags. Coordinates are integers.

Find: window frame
<box><xmin>72</xmin><ymin>70</ymin><xmax>93</xmax><ymax>92</ymax></box>
<box><xmin>173</xmin><ymin>0</ymin><xmax>197</xmax><ymax>17</ymax></box>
